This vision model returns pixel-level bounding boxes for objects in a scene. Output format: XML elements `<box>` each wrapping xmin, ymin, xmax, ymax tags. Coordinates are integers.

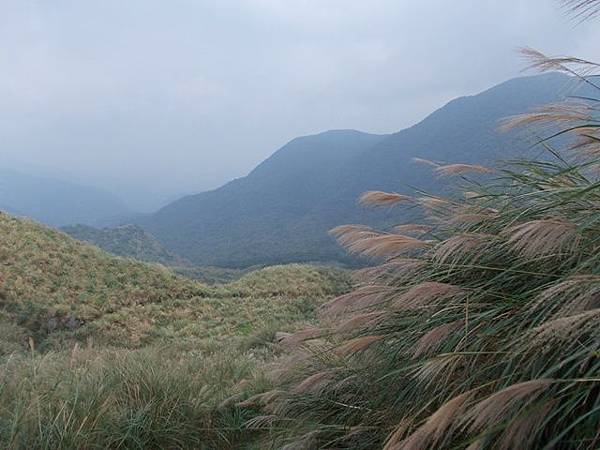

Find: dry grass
<box><xmin>247</xmin><ymin>45</ymin><xmax>600</xmax><ymax>450</ymax></box>
<box><xmin>0</xmin><ymin>213</ymin><xmax>354</xmax><ymax>449</ymax></box>
<box><xmin>435</xmin><ymin>163</ymin><xmax>493</xmax><ymax>176</ymax></box>
<box><xmin>562</xmin><ymin>0</ymin><xmax>600</xmax><ymax>20</ymax></box>
<box><xmin>359</xmin><ymin>191</ymin><xmax>413</xmax><ymax>207</ymax></box>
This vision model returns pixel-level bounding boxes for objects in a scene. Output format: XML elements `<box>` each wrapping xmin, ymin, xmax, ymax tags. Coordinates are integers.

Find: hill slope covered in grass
<box><xmin>139</xmin><ymin>73</ymin><xmax>576</xmax><ymax>267</ymax></box>
<box><xmin>0</xmin><ymin>212</ymin><xmax>352</xmax><ymax>448</ymax></box>
<box><xmin>0</xmin><ymin>212</ymin><xmax>350</xmax><ymax>352</ymax></box>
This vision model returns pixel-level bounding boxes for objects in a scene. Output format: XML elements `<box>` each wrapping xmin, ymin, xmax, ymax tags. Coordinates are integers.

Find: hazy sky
<box><xmin>1</xmin><ymin>0</ymin><xmax>599</xmax><ymax>210</ymax></box>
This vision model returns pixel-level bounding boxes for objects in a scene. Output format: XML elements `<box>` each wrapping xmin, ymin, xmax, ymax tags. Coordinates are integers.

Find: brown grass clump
<box><xmin>502</xmin><ymin>101</ymin><xmax>592</xmax><ymax>131</ymax></box>
<box><xmin>412</xmin><ymin>321</ymin><xmax>463</xmax><ymax>358</ymax></box>
<box><xmin>331</xmin><ymin>227</ymin><xmax>430</xmax><ymax>259</ymax></box>
<box><xmin>392</xmin><ymin>282</ymin><xmax>463</xmax><ymax>310</ymax></box>
<box><xmin>359</xmin><ymin>191</ymin><xmax>413</xmax><ymax>207</ymax></box>
<box><xmin>279</xmin><ymin>327</ymin><xmax>325</xmax><ymax>347</ymax></box>
<box><xmin>433</xmin><ymin>233</ymin><xmax>494</xmax><ymax>263</ymax></box>
<box><xmin>520</xmin><ymin>47</ymin><xmax>600</xmax><ymax>76</ymax></box>
<box><xmin>394</xmin><ymin>390</ymin><xmax>476</xmax><ymax>450</ymax></box>
<box><xmin>353</xmin><ymin>259</ymin><xmax>427</xmax><ymax>284</ymax></box>
<box><xmin>335</xmin><ymin>311</ymin><xmax>387</xmax><ymax>334</ymax></box>
<box><xmin>532</xmin><ymin>275</ymin><xmax>600</xmax><ymax>317</ymax></box>
<box><xmin>504</xmin><ymin>218</ymin><xmax>580</xmax><ymax>258</ymax></box>
<box><xmin>335</xmin><ymin>335</ymin><xmax>384</xmax><ymax>356</ymax></box>
<box><xmin>467</xmin><ymin>379</ymin><xmax>554</xmax><ymax>432</ymax></box>
<box><xmin>293</xmin><ymin>371</ymin><xmax>333</xmax><ymax>394</ymax></box>
<box><xmin>435</xmin><ymin>164</ymin><xmax>493</xmax><ymax>176</ymax></box>
<box><xmin>391</xmin><ymin>224</ymin><xmax>433</xmax><ymax>235</ymax></box>
<box><xmin>417</xmin><ymin>196</ymin><xmax>451</xmax><ymax>210</ymax></box>
<box><xmin>321</xmin><ymin>284</ymin><xmax>394</xmax><ymax>315</ymax></box>
<box><xmin>498</xmin><ymin>400</ymin><xmax>555</xmax><ymax>450</ymax></box>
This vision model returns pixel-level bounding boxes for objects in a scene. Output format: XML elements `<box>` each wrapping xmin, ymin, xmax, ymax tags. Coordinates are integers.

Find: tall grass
<box><xmin>254</xmin><ymin>56</ymin><xmax>600</xmax><ymax>448</ymax></box>
<box><xmin>0</xmin><ymin>346</ymin><xmax>269</xmax><ymax>450</ymax></box>
<box><xmin>0</xmin><ymin>215</ymin><xmax>352</xmax><ymax>448</ymax></box>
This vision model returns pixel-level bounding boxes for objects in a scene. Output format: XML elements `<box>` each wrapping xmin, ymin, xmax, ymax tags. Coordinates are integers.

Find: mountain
<box><xmin>139</xmin><ymin>73</ymin><xmax>576</xmax><ymax>268</ymax></box>
<box><xmin>61</xmin><ymin>223</ymin><xmax>190</xmax><ymax>267</ymax></box>
<box><xmin>0</xmin><ymin>169</ymin><xmax>132</xmax><ymax>227</ymax></box>
<box><xmin>140</xmin><ymin>130</ymin><xmax>386</xmax><ymax>266</ymax></box>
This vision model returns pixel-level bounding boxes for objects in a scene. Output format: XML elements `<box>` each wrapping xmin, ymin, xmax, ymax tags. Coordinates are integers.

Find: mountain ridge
<box><xmin>136</xmin><ymin>72</ymin><xmax>577</xmax><ymax>267</ymax></box>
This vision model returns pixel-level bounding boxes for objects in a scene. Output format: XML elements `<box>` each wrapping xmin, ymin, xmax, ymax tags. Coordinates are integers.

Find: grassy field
<box><xmin>0</xmin><ymin>213</ymin><xmax>352</xmax><ymax>449</ymax></box>
<box><xmin>0</xmin><ymin>213</ymin><xmax>350</xmax><ymax>352</ymax></box>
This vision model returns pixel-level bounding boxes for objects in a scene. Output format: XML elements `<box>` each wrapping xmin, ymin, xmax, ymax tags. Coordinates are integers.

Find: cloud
<box><xmin>0</xmin><ymin>0</ymin><xmax>599</xmax><ymax>210</ymax></box>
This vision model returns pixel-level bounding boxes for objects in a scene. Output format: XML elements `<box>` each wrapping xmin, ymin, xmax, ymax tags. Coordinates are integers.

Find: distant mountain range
<box><xmin>137</xmin><ymin>73</ymin><xmax>577</xmax><ymax>267</ymax></box>
<box><xmin>0</xmin><ymin>170</ymin><xmax>131</xmax><ymax>227</ymax></box>
<box><xmin>1</xmin><ymin>73</ymin><xmax>578</xmax><ymax>267</ymax></box>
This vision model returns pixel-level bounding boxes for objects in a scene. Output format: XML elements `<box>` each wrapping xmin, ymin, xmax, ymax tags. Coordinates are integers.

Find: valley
<box><xmin>1</xmin><ymin>12</ymin><xmax>599</xmax><ymax>444</ymax></box>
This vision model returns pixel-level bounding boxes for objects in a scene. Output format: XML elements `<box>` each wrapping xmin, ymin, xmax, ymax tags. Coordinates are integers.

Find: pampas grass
<box><xmin>252</xmin><ymin>37</ymin><xmax>600</xmax><ymax>450</ymax></box>
<box><xmin>435</xmin><ymin>163</ymin><xmax>493</xmax><ymax>176</ymax></box>
<box><xmin>359</xmin><ymin>191</ymin><xmax>414</xmax><ymax>207</ymax></box>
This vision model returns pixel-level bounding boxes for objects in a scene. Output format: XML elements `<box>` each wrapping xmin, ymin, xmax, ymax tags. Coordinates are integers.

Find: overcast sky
<box><xmin>1</xmin><ymin>0</ymin><xmax>599</xmax><ymax>210</ymax></box>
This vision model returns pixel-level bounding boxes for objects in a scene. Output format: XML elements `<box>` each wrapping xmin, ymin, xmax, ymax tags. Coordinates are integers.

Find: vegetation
<box><xmin>61</xmin><ymin>223</ymin><xmax>258</xmax><ymax>284</ymax></box>
<box><xmin>139</xmin><ymin>74</ymin><xmax>573</xmax><ymax>268</ymax></box>
<box><xmin>4</xmin><ymin>78</ymin><xmax>599</xmax><ymax>450</ymax></box>
<box><xmin>242</xmin><ymin>59</ymin><xmax>600</xmax><ymax>448</ymax></box>
<box><xmin>0</xmin><ymin>347</ymin><xmax>266</xmax><ymax>449</ymax></box>
<box><xmin>0</xmin><ymin>213</ymin><xmax>350</xmax><ymax>352</ymax></box>
<box><xmin>0</xmin><ymin>212</ymin><xmax>352</xmax><ymax>448</ymax></box>
<box><xmin>61</xmin><ymin>223</ymin><xmax>191</xmax><ymax>267</ymax></box>
<box><xmin>3</xmin><ymin>4</ymin><xmax>599</xmax><ymax>448</ymax></box>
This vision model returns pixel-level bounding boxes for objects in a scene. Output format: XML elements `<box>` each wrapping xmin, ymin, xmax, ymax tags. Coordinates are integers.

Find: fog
<box><xmin>1</xmin><ymin>0</ymin><xmax>599</xmax><ymax>211</ymax></box>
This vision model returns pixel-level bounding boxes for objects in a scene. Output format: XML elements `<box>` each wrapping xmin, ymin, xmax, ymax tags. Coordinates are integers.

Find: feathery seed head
<box><xmin>335</xmin><ymin>335</ymin><xmax>384</xmax><ymax>356</ymax></box>
<box><xmin>393</xmin><ymin>282</ymin><xmax>463</xmax><ymax>310</ymax></box>
<box><xmin>504</xmin><ymin>218</ymin><xmax>580</xmax><ymax>258</ymax></box>
<box><xmin>436</xmin><ymin>164</ymin><xmax>493</xmax><ymax>177</ymax></box>
<box><xmin>359</xmin><ymin>191</ymin><xmax>414</xmax><ymax>208</ymax></box>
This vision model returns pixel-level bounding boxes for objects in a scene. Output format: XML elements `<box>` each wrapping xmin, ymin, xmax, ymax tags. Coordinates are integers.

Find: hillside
<box><xmin>0</xmin><ymin>212</ymin><xmax>350</xmax><ymax>352</ymax></box>
<box><xmin>0</xmin><ymin>169</ymin><xmax>131</xmax><ymax>227</ymax></box>
<box><xmin>61</xmin><ymin>223</ymin><xmax>190</xmax><ymax>267</ymax></box>
<box><xmin>139</xmin><ymin>73</ymin><xmax>577</xmax><ymax>267</ymax></box>
<box><xmin>139</xmin><ymin>129</ymin><xmax>386</xmax><ymax>267</ymax></box>
<box><xmin>61</xmin><ymin>224</ymin><xmax>258</xmax><ymax>283</ymax></box>
<box><xmin>0</xmin><ymin>212</ymin><xmax>351</xmax><ymax>448</ymax></box>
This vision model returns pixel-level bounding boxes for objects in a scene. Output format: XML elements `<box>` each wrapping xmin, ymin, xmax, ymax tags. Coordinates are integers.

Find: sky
<box><xmin>1</xmin><ymin>0</ymin><xmax>599</xmax><ymax>211</ymax></box>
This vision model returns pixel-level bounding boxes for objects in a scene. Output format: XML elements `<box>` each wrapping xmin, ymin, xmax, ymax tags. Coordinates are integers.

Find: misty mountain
<box><xmin>0</xmin><ymin>170</ymin><xmax>132</xmax><ymax>227</ymax></box>
<box><xmin>138</xmin><ymin>73</ymin><xmax>575</xmax><ymax>267</ymax></box>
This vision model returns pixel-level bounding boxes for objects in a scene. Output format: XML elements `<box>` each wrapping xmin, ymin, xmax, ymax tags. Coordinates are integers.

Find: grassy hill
<box><xmin>0</xmin><ymin>212</ymin><xmax>352</xmax><ymax>448</ymax></box>
<box><xmin>139</xmin><ymin>73</ymin><xmax>577</xmax><ymax>268</ymax></box>
<box><xmin>0</xmin><ymin>212</ymin><xmax>350</xmax><ymax>352</ymax></box>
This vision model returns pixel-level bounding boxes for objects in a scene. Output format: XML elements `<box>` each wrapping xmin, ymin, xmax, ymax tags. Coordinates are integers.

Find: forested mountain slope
<box><xmin>140</xmin><ymin>73</ymin><xmax>576</xmax><ymax>267</ymax></box>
